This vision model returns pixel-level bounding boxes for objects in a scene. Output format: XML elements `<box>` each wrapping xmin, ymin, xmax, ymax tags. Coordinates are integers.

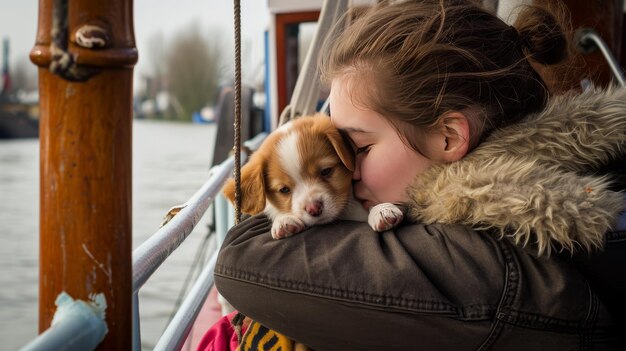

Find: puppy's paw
<box><xmin>368</xmin><ymin>203</ymin><xmax>404</xmax><ymax>232</ymax></box>
<box><xmin>271</xmin><ymin>215</ymin><xmax>306</xmax><ymax>239</ymax></box>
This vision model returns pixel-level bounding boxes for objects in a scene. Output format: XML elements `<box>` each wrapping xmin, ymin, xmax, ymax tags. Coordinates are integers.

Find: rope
<box><xmin>233</xmin><ymin>0</ymin><xmax>242</xmax><ymax>225</ymax></box>
<box><xmin>231</xmin><ymin>1</ymin><xmax>248</xmax><ymax>341</ymax></box>
<box><xmin>49</xmin><ymin>0</ymin><xmax>97</xmax><ymax>81</ymax></box>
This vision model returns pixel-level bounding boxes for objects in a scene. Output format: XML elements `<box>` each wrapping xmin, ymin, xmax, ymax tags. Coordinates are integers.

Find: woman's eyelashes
<box><xmin>344</xmin><ymin>135</ymin><xmax>371</xmax><ymax>154</ymax></box>
<box><xmin>355</xmin><ymin>144</ymin><xmax>372</xmax><ymax>154</ymax></box>
<box><xmin>339</xmin><ymin>130</ymin><xmax>372</xmax><ymax>154</ymax></box>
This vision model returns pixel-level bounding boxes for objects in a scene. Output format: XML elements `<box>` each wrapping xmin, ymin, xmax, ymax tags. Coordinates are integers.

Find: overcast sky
<box><xmin>0</xmin><ymin>0</ymin><xmax>270</xmax><ymax>87</ymax></box>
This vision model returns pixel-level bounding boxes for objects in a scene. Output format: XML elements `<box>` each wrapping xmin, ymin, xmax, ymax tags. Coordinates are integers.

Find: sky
<box><xmin>0</xmin><ymin>0</ymin><xmax>270</xmax><ymax>90</ymax></box>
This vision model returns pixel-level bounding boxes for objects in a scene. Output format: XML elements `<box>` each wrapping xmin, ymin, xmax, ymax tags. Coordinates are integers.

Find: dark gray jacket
<box><xmin>215</xmin><ymin>214</ymin><xmax>625</xmax><ymax>350</ymax></box>
<box><xmin>214</xmin><ymin>87</ymin><xmax>626</xmax><ymax>350</ymax></box>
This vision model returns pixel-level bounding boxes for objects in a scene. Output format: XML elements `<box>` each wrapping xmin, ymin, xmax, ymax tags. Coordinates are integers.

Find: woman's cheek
<box><xmin>361</xmin><ymin>154</ymin><xmax>388</xmax><ymax>190</ymax></box>
<box><xmin>359</xmin><ymin>156</ymin><xmax>375</xmax><ymax>185</ymax></box>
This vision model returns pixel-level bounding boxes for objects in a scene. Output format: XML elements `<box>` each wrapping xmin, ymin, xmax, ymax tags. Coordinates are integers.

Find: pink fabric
<box><xmin>196</xmin><ymin>312</ymin><xmax>242</xmax><ymax>351</ymax></box>
<box><xmin>184</xmin><ymin>287</ymin><xmax>225</xmax><ymax>350</ymax></box>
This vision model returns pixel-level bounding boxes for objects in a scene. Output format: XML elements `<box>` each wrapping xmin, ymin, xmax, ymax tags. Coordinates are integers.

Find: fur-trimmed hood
<box><xmin>407</xmin><ymin>86</ymin><xmax>626</xmax><ymax>256</ymax></box>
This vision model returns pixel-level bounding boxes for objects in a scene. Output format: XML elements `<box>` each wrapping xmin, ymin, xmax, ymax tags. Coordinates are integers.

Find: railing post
<box><xmin>532</xmin><ymin>0</ymin><xmax>624</xmax><ymax>91</ymax></box>
<box><xmin>30</xmin><ymin>0</ymin><xmax>137</xmax><ymax>349</ymax></box>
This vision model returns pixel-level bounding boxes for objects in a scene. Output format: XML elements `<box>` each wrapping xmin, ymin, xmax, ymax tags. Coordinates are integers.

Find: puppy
<box><xmin>223</xmin><ymin>114</ymin><xmax>402</xmax><ymax>239</ymax></box>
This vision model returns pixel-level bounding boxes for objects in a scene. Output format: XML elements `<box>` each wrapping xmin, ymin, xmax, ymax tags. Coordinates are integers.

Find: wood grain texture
<box><xmin>32</xmin><ymin>0</ymin><xmax>135</xmax><ymax>349</ymax></box>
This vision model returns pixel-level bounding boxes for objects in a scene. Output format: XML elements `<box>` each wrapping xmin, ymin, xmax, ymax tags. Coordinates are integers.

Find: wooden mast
<box><xmin>30</xmin><ymin>0</ymin><xmax>136</xmax><ymax>349</ymax></box>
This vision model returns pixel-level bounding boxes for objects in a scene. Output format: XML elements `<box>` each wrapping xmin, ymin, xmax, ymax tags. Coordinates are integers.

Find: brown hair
<box><xmin>320</xmin><ymin>0</ymin><xmax>571</xmax><ymax>153</ymax></box>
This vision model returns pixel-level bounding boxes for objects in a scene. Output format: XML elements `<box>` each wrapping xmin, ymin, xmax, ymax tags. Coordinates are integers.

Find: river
<box><xmin>0</xmin><ymin>119</ymin><xmax>219</xmax><ymax>350</ymax></box>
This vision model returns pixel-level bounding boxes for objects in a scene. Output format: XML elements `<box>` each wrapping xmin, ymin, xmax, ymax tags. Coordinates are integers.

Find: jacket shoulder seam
<box><xmin>214</xmin><ymin>265</ymin><xmax>464</xmax><ymax>315</ymax></box>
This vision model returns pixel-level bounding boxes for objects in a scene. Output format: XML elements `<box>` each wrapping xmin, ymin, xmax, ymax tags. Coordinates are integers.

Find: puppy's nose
<box><xmin>305</xmin><ymin>201</ymin><xmax>324</xmax><ymax>217</ymax></box>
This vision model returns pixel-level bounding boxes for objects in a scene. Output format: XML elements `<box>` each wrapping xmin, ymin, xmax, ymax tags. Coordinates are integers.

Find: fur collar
<box><xmin>406</xmin><ymin>86</ymin><xmax>626</xmax><ymax>256</ymax></box>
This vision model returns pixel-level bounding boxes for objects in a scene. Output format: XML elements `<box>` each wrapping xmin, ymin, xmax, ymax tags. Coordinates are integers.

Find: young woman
<box><xmin>209</xmin><ymin>0</ymin><xmax>626</xmax><ymax>349</ymax></box>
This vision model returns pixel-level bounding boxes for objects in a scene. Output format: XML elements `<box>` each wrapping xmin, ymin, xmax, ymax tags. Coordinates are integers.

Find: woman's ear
<box><xmin>438</xmin><ymin>112</ymin><xmax>469</xmax><ymax>162</ymax></box>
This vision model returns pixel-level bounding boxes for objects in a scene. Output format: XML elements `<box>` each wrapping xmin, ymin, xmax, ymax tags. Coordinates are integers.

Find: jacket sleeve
<box><xmin>570</xmin><ymin>225</ymin><xmax>626</xmax><ymax>331</ymax></box>
<box><xmin>213</xmin><ymin>215</ymin><xmax>508</xmax><ymax>350</ymax></box>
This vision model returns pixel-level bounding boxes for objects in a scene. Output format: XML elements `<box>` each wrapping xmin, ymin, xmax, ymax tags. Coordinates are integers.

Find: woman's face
<box><xmin>329</xmin><ymin>76</ymin><xmax>438</xmax><ymax>210</ymax></box>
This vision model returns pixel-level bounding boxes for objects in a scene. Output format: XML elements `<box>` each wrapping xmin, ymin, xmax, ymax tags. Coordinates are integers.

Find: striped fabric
<box><xmin>237</xmin><ymin>320</ymin><xmax>297</xmax><ymax>351</ymax></box>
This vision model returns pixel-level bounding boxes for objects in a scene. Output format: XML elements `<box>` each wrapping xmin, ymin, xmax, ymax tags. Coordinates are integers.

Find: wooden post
<box><xmin>30</xmin><ymin>0</ymin><xmax>136</xmax><ymax>349</ymax></box>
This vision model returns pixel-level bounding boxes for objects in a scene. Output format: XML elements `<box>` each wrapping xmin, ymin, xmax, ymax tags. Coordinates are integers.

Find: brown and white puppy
<box><xmin>222</xmin><ymin>114</ymin><xmax>401</xmax><ymax>239</ymax></box>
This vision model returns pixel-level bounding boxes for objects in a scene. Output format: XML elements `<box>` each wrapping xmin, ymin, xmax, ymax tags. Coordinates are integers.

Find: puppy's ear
<box><xmin>222</xmin><ymin>157</ymin><xmax>267</xmax><ymax>215</ymax></box>
<box><xmin>327</xmin><ymin>128</ymin><xmax>355</xmax><ymax>171</ymax></box>
<box><xmin>222</xmin><ymin>177</ymin><xmax>237</xmax><ymax>203</ymax></box>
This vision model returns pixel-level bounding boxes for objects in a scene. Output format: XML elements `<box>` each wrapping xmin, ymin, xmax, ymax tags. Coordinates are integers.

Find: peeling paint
<box><xmin>51</xmin><ymin>291</ymin><xmax>108</xmax><ymax>341</ymax></box>
<box><xmin>82</xmin><ymin>243</ymin><xmax>113</xmax><ymax>286</ymax></box>
<box><xmin>53</xmin><ymin>292</ymin><xmax>107</xmax><ymax>322</ymax></box>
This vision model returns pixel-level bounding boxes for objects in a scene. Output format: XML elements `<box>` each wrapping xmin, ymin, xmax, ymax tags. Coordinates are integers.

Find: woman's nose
<box><xmin>352</xmin><ymin>153</ymin><xmax>363</xmax><ymax>180</ymax></box>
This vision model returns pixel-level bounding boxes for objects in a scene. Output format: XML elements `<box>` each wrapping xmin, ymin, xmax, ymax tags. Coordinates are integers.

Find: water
<box><xmin>0</xmin><ymin>119</ymin><xmax>219</xmax><ymax>350</ymax></box>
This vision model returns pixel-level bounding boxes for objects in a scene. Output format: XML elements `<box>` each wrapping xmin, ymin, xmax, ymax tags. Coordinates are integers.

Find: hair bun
<box><xmin>514</xmin><ymin>5</ymin><xmax>568</xmax><ymax>65</ymax></box>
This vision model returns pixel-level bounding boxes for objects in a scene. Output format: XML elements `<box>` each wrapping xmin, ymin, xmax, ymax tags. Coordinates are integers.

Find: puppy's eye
<box><xmin>279</xmin><ymin>186</ymin><xmax>290</xmax><ymax>194</ymax></box>
<box><xmin>320</xmin><ymin>167</ymin><xmax>333</xmax><ymax>177</ymax></box>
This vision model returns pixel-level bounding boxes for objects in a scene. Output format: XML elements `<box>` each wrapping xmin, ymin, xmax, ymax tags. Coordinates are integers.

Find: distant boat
<box><xmin>0</xmin><ymin>103</ymin><xmax>39</xmax><ymax>139</ymax></box>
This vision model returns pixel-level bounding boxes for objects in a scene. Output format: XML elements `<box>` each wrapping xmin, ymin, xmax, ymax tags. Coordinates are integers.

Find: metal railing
<box><xmin>133</xmin><ymin>132</ymin><xmax>266</xmax><ymax>351</ymax></box>
<box><xmin>576</xmin><ymin>28</ymin><xmax>626</xmax><ymax>88</ymax></box>
<box><xmin>19</xmin><ymin>132</ymin><xmax>266</xmax><ymax>351</ymax></box>
<box><xmin>19</xmin><ymin>293</ymin><xmax>108</xmax><ymax>351</ymax></box>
